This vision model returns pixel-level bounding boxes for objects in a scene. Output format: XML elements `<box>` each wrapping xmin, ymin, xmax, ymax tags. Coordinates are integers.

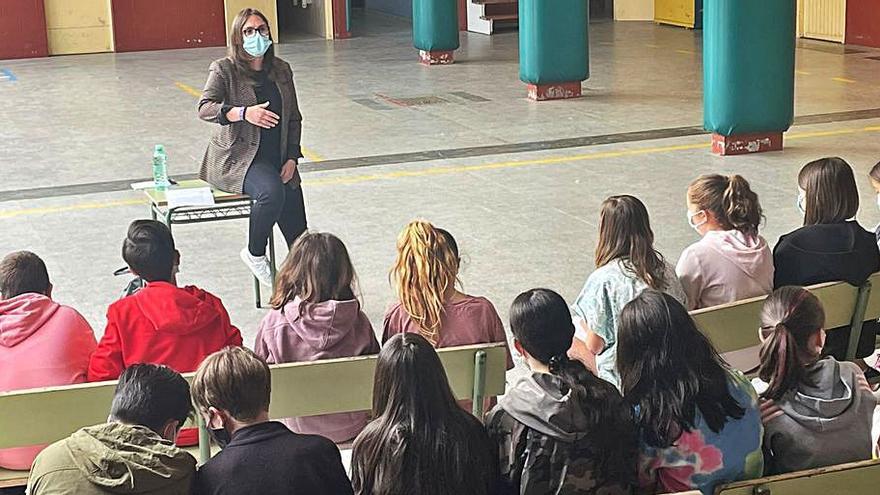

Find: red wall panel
<box><xmin>0</xmin><ymin>0</ymin><xmax>48</xmax><ymax>60</ymax></box>
<box><xmin>846</xmin><ymin>0</ymin><xmax>880</xmax><ymax>48</ymax></box>
<box><xmin>111</xmin><ymin>0</ymin><xmax>226</xmax><ymax>53</ymax></box>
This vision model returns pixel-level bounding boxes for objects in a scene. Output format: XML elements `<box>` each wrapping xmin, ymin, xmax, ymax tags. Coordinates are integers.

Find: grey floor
<box><xmin>2</xmin><ymin>14</ymin><xmax>880</xmax><ymax>381</ymax></box>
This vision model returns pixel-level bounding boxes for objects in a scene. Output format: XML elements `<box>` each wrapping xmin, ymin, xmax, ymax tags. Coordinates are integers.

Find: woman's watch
<box><xmin>239</xmin><ymin>106</ymin><xmax>247</xmax><ymax>122</ymax></box>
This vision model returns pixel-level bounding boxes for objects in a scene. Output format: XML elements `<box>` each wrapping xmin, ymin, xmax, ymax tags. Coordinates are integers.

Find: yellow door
<box><xmin>43</xmin><ymin>0</ymin><xmax>113</xmax><ymax>55</ymax></box>
<box><xmin>655</xmin><ymin>0</ymin><xmax>695</xmax><ymax>28</ymax></box>
<box><xmin>801</xmin><ymin>0</ymin><xmax>846</xmax><ymax>43</ymax></box>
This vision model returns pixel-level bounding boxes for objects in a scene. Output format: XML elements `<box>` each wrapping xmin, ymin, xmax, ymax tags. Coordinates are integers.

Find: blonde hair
<box><xmin>390</xmin><ymin>221</ymin><xmax>460</xmax><ymax>345</ymax></box>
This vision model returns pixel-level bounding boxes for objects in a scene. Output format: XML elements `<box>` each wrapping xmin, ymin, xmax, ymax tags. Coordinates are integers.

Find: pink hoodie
<box><xmin>676</xmin><ymin>230</ymin><xmax>775</xmax><ymax>310</ymax></box>
<box><xmin>254</xmin><ymin>297</ymin><xmax>379</xmax><ymax>444</ymax></box>
<box><xmin>0</xmin><ymin>293</ymin><xmax>97</xmax><ymax>470</ymax></box>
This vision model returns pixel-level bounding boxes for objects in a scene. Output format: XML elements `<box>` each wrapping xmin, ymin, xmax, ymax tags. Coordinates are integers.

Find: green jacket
<box><xmin>27</xmin><ymin>422</ymin><xmax>195</xmax><ymax>495</ymax></box>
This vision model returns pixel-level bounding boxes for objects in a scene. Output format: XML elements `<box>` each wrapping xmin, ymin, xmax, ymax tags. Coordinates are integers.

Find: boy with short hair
<box><xmin>0</xmin><ymin>251</ymin><xmax>96</xmax><ymax>470</ymax></box>
<box><xmin>88</xmin><ymin>220</ymin><xmax>242</xmax><ymax>382</ymax></box>
<box><xmin>191</xmin><ymin>347</ymin><xmax>353</xmax><ymax>495</ymax></box>
<box><xmin>88</xmin><ymin>220</ymin><xmax>242</xmax><ymax>444</ymax></box>
<box><xmin>27</xmin><ymin>364</ymin><xmax>196</xmax><ymax>495</ymax></box>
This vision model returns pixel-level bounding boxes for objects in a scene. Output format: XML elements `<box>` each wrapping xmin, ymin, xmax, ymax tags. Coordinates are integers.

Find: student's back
<box><xmin>754</xmin><ymin>287</ymin><xmax>876</xmax><ymax>475</ymax></box>
<box><xmin>774</xmin><ymin>158</ymin><xmax>880</xmax><ymax>359</ymax></box>
<box><xmin>0</xmin><ymin>251</ymin><xmax>97</xmax><ymax>470</ymax></box>
<box><xmin>195</xmin><ymin>422</ymin><xmax>351</xmax><ymax>495</ymax></box>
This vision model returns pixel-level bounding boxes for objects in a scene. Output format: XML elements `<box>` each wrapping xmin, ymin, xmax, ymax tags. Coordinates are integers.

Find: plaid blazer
<box><xmin>198</xmin><ymin>56</ymin><xmax>303</xmax><ymax>194</ymax></box>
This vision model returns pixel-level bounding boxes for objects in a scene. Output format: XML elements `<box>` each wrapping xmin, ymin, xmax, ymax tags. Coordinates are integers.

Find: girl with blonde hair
<box><xmin>383</xmin><ymin>220</ymin><xmax>512</xmax><ymax>368</ymax></box>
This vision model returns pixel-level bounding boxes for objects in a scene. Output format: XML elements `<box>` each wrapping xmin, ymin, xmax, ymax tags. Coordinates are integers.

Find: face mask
<box><xmin>797</xmin><ymin>189</ymin><xmax>806</xmax><ymax>215</ymax></box>
<box><xmin>687</xmin><ymin>210</ymin><xmax>707</xmax><ymax>230</ymax></box>
<box><xmin>243</xmin><ymin>33</ymin><xmax>272</xmax><ymax>58</ymax></box>
<box><xmin>876</xmin><ymin>193</ymin><xmax>880</xmax><ymax>210</ymax></box>
<box><xmin>208</xmin><ymin>427</ymin><xmax>231</xmax><ymax>449</ymax></box>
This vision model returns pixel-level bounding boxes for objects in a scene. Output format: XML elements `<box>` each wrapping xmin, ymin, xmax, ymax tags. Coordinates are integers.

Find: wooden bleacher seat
<box><xmin>698</xmin><ymin>458</ymin><xmax>880</xmax><ymax>495</ymax></box>
<box><xmin>0</xmin><ymin>342</ymin><xmax>508</xmax><ymax>488</ymax></box>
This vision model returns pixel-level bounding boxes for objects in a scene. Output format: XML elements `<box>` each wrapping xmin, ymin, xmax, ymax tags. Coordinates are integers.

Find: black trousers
<box><xmin>243</xmin><ymin>161</ymin><xmax>307</xmax><ymax>257</ymax></box>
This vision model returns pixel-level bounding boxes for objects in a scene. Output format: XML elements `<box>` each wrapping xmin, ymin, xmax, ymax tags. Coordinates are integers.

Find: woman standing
<box><xmin>198</xmin><ymin>8</ymin><xmax>306</xmax><ymax>286</ymax></box>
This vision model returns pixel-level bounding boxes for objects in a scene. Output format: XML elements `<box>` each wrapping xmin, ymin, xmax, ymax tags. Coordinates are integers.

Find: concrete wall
<box><xmin>614</xmin><ymin>0</ymin><xmax>653</xmax><ymax>21</ymax></box>
<box><xmin>367</xmin><ymin>0</ymin><xmax>411</xmax><ymax>20</ymax></box>
<box><xmin>43</xmin><ymin>0</ymin><xmax>113</xmax><ymax>55</ymax></box>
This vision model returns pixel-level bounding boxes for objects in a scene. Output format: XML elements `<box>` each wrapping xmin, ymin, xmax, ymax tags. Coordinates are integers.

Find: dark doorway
<box><xmin>590</xmin><ymin>0</ymin><xmax>614</xmax><ymax>20</ymax></box>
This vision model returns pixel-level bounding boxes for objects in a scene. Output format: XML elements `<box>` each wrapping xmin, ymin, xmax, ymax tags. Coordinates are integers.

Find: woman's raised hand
<box><xmin>246</xmin><ymin>102</ymin><xmax>279</xmax><ymax>129</ymax></box>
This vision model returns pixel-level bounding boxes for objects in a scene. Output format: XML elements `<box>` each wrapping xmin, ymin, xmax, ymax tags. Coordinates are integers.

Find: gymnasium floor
<box><xmin>2</xmin><ymin>14</ymin><xmax>880</xmax><ymax>379</ymax></box>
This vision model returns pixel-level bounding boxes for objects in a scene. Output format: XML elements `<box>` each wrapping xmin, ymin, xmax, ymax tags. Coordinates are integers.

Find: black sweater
<box><xmin>194</xmin><ymin>421</ymin><xmax>353</xmax><ymax>495</ymax></box>
<box><xmin>773</xmin><ymin>221</ymin><xmax>880</xmax><ymax>358</ymax></box>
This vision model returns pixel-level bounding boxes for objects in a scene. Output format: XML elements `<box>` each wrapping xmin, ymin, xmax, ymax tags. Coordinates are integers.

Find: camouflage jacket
<box><xmin>486</xmin><ymin>408</ymin><xmax>633</xmax><ymax>495</ymax></box>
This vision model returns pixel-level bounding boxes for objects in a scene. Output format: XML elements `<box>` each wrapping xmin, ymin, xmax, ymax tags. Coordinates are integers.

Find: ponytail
<box><xmin>688</xmin><ymin>174</ymin><xmax>763</xmax><ymax>238</ymax></box>
<box><xmin>758</xmin><ymin>287</ymin><xmax>825</xmax><ymax>401</ymax></box>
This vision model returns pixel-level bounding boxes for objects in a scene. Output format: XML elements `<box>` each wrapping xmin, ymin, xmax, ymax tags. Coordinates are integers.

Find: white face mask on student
<box><xmin>876</xmin><ymin>193</ymin><xmax>880</xmax><ymax>210</ymax></box>
<box><xmin>687</xmin><ymin>210</ymin><xmax>707</xmax><ymax>231</ymax></box>
<box><xmin>797</xmin><ymin>189</ymin><xmax>807</xmax><ymax>215</ymax></box>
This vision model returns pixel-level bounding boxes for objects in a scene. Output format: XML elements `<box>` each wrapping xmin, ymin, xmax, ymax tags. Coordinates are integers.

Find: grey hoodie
<box><xmin>486</xmin><ymin>372</ymin><xmax>635</xmax><ymax>495</ymax></box>
<box><xmin>762</xmin><ymin>358</ymin><xmax>877</xmax><ymax>475</ymax></box>
<box><xmin>27</xmin><ymin>422</ymin><xmax>195</xmax><ymax>494</ymax></box>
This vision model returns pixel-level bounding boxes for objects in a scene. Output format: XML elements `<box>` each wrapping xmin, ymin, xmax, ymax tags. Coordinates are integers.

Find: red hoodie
<box><xmin>88</xmin><ymin>281</ymin><xmax>242</xmax><ymax>444</ymax></box>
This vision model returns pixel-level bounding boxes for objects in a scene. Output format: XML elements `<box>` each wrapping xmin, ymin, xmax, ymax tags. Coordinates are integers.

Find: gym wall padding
<box><xmin>0</xmin><ymin>0</ymin><xmax>48</xmax><ymax>60</ymax></box>
<box><xmin>413</xmin><ymin>0</ymin><xmax>459</xmax><ymax>52</ymax></box>
<box><xmin>846</xmin><ymin>0</ymin><xmax>880</xmax><ymax>48</ymax></box>
<box><xmin>519</xmin><ymin>0</ymin><xmax>589</xmax><ymax>85</ymax></box>
<box><xmin>112</xmin><ymin>0</ymin><xmax>226</xmax><ymax>52</ymax></box>
<box><xmin>703</xmin><ymin>0</ymin><xmax>795</xmax><ymax>136</ymax></box>
<box><xmin>43</xmin><ymin>0</ymin><xmax>113</xmax><ymax>55</ymax></box>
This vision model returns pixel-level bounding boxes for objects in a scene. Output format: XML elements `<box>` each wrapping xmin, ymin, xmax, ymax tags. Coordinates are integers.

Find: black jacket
<box><xmin>773</xmin><ymin>221</ymin><xmax>880</xmax><ymax>358</ymax></box>
<box><xmin>194</xmin><ymin>421</ymin><xmax>353</xmax><ymax>495</ymax></box>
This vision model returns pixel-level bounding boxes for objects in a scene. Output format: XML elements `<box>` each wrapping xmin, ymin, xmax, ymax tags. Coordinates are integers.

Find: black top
<box><xmin>194</xmin><ymin>421</ymin><xmax>353</xmax><ymax>495</ymax></box>
<box><xmin>252</xmin><ymin>70</ymin><xmax>284</xmax><ymax>169</ymax></box>
<box><xmin>218</xmin><ymin>70</ymin><xmax>285</xmax><ymax>169</ymax></box>
<box><xmin>773</xmin><ymin>220</ymin><xmax>880</xmax><ymax>359</ymax></box>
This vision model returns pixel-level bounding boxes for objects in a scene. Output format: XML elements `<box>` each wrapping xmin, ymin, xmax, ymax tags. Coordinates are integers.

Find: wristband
<box><xmin>240</xmin><ymin>106</ymin><xmax>247</xmax><ymax>122</ymax></box>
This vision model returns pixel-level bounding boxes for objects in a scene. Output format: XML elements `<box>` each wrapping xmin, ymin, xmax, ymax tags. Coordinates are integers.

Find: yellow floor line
<box><xmin>832</xmin><ymin>77</ymin><xmax>856</xmax><ymax>84</ymax></box>
<box><xmin>2</xmin><ymin>124</ymin><xmax>879</xmax><ymax>219</ymax></box>
<box><xmin>676</xmin><ymin>49</ymin><xmax>695</xmax><ymax>55</ymax></box>
<box><xmin>174</xmin><ymin>82</ymin><xmax>324</xmax><ymax>162</ymax></box>
<box><xmin>795</xmin><ymin>70</ymin><xmax>811</xmax><ymax>76</ymax></box>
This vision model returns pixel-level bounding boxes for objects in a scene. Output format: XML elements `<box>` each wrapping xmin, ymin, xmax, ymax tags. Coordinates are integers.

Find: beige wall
<box><xmin>614</xmin><ymin>0</ymin><xmax>654</xmax><ymax>21</ymax></box>
<box><xmin>225</xmin><ymin>0</ymin><xmax>280</xmax><ymax>43</ymax></box>
<box><xmin>43</xmin><ymin>0</ymin><xmax>113</xmax><ymax>55</ymax></box>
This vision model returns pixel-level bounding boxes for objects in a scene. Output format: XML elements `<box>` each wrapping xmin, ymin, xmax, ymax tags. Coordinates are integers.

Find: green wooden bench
<box><xmin>0</xmin><ymin>342</ymin><xmax>508</xmax><ymax>488</ymax></box>
<box><xmin>672</xmin><ymin>458</ymin><xmax>880</xmax><ymax>495</ymax></box>
<box><xmin>690</xmin><ymin>272</ymin><xmax>880</xmax><ymax>371</ymax></box>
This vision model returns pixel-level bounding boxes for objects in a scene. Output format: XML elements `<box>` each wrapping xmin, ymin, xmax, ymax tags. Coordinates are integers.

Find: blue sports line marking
<box><xmin>0</xmin><ymin>69</ymin><xmax>17</xmax><ymax>82</ymax></box>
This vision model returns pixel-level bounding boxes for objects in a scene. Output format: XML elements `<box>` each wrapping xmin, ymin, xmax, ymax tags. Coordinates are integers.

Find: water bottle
<box><xmin>152</xmin><ymin>144</ymin><xmax>170</xmax><ymax>191</ymax></box>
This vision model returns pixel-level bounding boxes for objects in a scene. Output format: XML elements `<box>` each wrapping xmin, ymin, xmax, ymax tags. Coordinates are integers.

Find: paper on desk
<box><xmin>130</xmin><ymin>181</ymin><xmax>156</xmax><ymax>190</ymax></box>
<box><xmin>166</xmin><ymin>187</ymin><xmax>216</xmax><ymax>208</ymax></box>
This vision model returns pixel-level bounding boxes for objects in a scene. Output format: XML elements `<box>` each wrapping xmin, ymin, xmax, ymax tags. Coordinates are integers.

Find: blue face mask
<box><xmin>243</xmin><ymin>34</ymin><xmax>272</xmax><ymax>58</ymax></box>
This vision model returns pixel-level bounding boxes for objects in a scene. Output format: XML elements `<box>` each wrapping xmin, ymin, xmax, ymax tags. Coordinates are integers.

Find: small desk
<box><xmin>142</xmin><ymin>179</ymin><xmax>276</xmax><ymax>308</ymax></box>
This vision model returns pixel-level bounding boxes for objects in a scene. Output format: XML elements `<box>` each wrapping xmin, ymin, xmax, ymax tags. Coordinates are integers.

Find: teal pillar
<box><xmin>704</xmin><ymin>0</ymin><xmax>796</xmax><ymax>155</ymax></box>
<box><xmin>413</xmin><ymin>0</ymin><xmax>459</xmax><ymax>64</ymax></box>
<box><xmin>519</xmin><ymin>0</ymin><xmax>589</xmax><ymax>100</ymax></box>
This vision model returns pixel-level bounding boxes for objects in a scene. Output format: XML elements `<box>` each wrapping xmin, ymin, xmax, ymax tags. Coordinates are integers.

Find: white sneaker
<box><xmin>240</xmin><ymin>248</ymin><xmax>273</xmax><ymax>287</ymax></box>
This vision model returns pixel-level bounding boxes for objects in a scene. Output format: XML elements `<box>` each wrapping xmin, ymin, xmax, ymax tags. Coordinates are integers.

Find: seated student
<box><xmin>570</xmin><ymin>195</ymin><xmax>686</xmax><ymax>390</ymax></box>
<box><xmin>350</xmin><ymin>333</ymin><xmax>498</xmax><ymax>495</ymax></box>
<box><xmin>617</xmin><ymin>290</ymin><xmax>763</xmax><ymax>495</ymax></box>
<box><xmin>677</xmin><ymin>174</ymin><xmax>773</xmax><ymax>310</ymax></box>
<box><xmin>868</xmin><ymin>160</ymin><xmax>880</xmax><ymax>249</ymax></box>
<box><xmin>88</xmin><ymin>220</ymin><xmax>242</xmax><ymax>445</ymax></box>
<box><xmin>486</xmin><ymin>288</ymin><xmax>637</xmax><ymax>494</ymax></box>
<box><xmin>27</xmin><ymin>364</ymin><xmax>196</xmax><ymax>495</ymax></box>
<box><xmin>0</xmin><ymin>251</ymin><xmax>97</xmax><ymax>470</ymax></box>
<box><xmin>191</xmin><ymin>346</ymin><xmax>353</xmax><ymax>495</ymax></box>
<box><xmin>383</xmin><ymin>220</ymin><xmax>513</xmax><ymax>369</ymax></box>
<box><xmin>254</xmin><ymin>232</ymin><xmax>379</xmax><ymax>444</ymax></box>
<box><xmin>774</xmin><ymin>157</ymin><xmax>880</xmax><ymax>361</ymax></box>
<box><xmin>754</xmin><ymin>286</ymin><xmax>876</xmax><ymax>475</ymax></box>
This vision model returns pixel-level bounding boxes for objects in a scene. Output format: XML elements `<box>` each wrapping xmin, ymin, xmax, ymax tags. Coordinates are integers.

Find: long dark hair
<box><xmin>270</xmin><ymin>232</ymin><xmax>357</xmax><ymax>313</ymax></box>
<box><xmin>616</xmin><ymin>289</ymin><xmax>745</xmax><ymax>448</ymax></box>
<box><xmin>688</xmin><ymin>174</ymin><xmax>763</xmax><ymax>238</ymax></box>
<box><xmin>595</xmin><ymin>195</ymin><xmax>668</xmax><ymax>290</ymax></box>
<box><xmin>758</xmin><ymin>286</ymin><xmax>825</xmax><ymax>401</ymax></box>
<box><xmin>510</xmin><ymin>288</ymin><xmax>637</xmax><ymax>485</ymax></box>
<box><xmin>350</xmin><ymin>333</ymin><xmax>496</xmax><ymax>495</ymax></box>
<box><xmin>228</xmin><ymin>8</ymin><xmax>275</xmax><ymax>78</ymax></box>
<box><xmin>798</xmin><ymin>157</ymin><xmax>859</xmax><ymax>226</ymax></box>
